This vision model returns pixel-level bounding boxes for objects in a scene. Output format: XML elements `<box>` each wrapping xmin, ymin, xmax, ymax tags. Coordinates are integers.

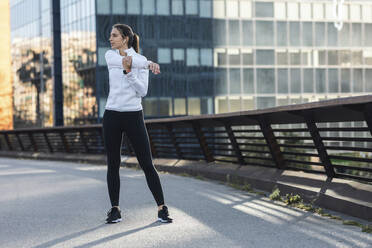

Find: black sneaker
<box><xmin>158</xmin><ymin>206</ymin><xmax>173</xmax><ymax>223</ymax></box>
<box><xmin>106</xmin><ymin>207</ymin><xmax>122</xmax><ymax>224</ymax></box>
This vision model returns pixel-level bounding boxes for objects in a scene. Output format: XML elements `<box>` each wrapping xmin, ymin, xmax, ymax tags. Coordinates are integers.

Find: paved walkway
<box><xmin>0</xmin><ymin>157</ymin><xmax>371</xmax><ymax>248</ymax></box>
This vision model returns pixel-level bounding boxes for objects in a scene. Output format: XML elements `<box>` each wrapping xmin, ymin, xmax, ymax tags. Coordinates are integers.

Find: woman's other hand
<box><xmin>122</xmin><ymin>56</ymin><xmax>132</xmax><ymax>72</ymax></box>
<box><xmin>148</xmin><ymin>62</ymin><xmax>160</xmax><ymax>75</ymax></box>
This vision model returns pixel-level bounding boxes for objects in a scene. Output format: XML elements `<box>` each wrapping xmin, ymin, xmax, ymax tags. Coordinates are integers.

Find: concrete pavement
<box><xmin>0</xmin><ymin>157</ymin><xmax>371</xmax><ymax>248</ymax></box>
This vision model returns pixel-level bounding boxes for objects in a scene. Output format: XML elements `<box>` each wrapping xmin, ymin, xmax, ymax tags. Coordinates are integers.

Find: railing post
<box><xmin>364</xmin><ymin>103</ymin><xmax>372</xmax><ymax>137</ymax></box>
<box><xmin>79</xmin><ymin>130</ymin><xmax>89</xmax><ymax>153</ymax></box>
<box><xmin>224</xmin><ymin>122</ymin><xmax>245</xmax><ymax>165</ymax></box>
<box><xmin>258</xmin><ymin>116</ymin><xmax>286</xmax><ymax>169</ymax></box>
<box><xmin>28</xmin><ymin>132</ymin><xmax>38</xmax><ymax>152</ymax></box>
<box><xmin>4</xmin><ymin>133</ymin><xmax>13</xmax><ymax>151</ymax></box>
<box><xmin>43</xmin><ymin>132</ymin><xmax>53</xmax><ymax>153</ymax></box>
<box><xmin>303</xmin><ymin>111</ymin><xmax>335</xmax><ymax>178</ymax></box>
<box><xmin>59</xmin><ymin>131</ymin><xmax>70</xmax><ymax>153</ymax></box>
<box><xmin>15</xmin><ymin>133</ymin><xmax>25</xmax><ymax>151</ymax></box>
<box><xmin>166</xmin><ymin>123</ymin><xmax>183</xmax><ymax>160</ymax></box>
<box><xmin>191</xmin><ymin>121</ymin><xmax>214</xmax><ymax>163</ymax></box>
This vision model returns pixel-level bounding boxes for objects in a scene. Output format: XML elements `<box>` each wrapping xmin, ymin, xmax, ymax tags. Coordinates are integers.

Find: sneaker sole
<box><xmin>158</xmin><ymin>218</ymin><xmax>172</xmax><ymax>223</ymax></box>
<box><xmin>106</xmin><ymin>218</ymin><xmax>122</xmax><ymax>224</ymax></box>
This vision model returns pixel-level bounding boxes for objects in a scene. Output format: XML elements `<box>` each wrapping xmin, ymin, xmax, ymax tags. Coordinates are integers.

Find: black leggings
<box><xmin>102</xmin><ymin>109</ymin><xmax>164</xmax><ymax>207</ymax></box>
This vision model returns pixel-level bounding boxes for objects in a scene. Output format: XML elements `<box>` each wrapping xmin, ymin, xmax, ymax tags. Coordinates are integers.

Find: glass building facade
<box><xmin>9</xmin><ymin>0</ymin><xmax>372</xmax><ymax>128</ymax></box>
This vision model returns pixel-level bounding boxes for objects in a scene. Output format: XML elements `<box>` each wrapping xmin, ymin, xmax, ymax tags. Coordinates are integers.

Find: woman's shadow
<box><xmin>32</xmin><ymin>221</ymin><xmax>162</xmax><ymax>248</ymax></box>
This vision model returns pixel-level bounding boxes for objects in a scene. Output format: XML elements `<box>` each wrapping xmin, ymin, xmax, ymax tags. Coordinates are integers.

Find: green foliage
<box><xmin>362</xmin><ymin>225</ymin><xmax>372</xmax><ymax>233</ymax></box>
<box><xmin>342</xmin><ymin>220</ymin><xmax>363</xmax><ymax>228</ymax></box>
<box><xmin>269</xmin><ymin>187</ymin><xmax>282</xmax><ymax>201</ymax></box>
<box><xmin>284</xmin><ymin>193</ymin><xmax>302</xmax><ymax>205</ymax></box>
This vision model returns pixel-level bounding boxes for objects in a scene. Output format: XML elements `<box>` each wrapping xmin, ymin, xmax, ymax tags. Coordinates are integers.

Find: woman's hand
<box><xmin>148</xmin><ymin>62</ymin><xmax>160</xmax><ymax>75</ymax></box>
<box><xmin>122</xmin><ymin>56</ymin><xmax>132</xmax><ymax>72</ymax></box>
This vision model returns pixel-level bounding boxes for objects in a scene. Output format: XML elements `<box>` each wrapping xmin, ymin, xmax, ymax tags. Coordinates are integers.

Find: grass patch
<box><xmin>195</xmin><ymin>174</ymin><xmax>205</xmax><ymax>180</ymax></box>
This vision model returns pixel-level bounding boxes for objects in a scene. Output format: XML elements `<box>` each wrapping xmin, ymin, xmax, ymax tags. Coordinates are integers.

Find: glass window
<box><xmin>229</xmin><ymin>20</ymin><xmax>240</xmax><ymax>45</ymax></box>
<box><xmin>229</xmin><ymin>69</ymin><xmax>241</xmax><ymax>94</ymax></box>
<box><xmin>278</xmin><ymin>69</ymin><xmax>288</xmax><ymax>94</ymax></box>
<box><xmin>112</xmin><ymin>0</ymin><xmax>125</xmax><ymax>14</ymax></box>
<box><xmin>276</xmin><ymin>22</ymin><xmax>287</xmax><ymax>46</ymax></box>
<box><xmin>158</xmin><ymin>48</ymin><xmax>171</xmax><ymax>63</ymax></box>
<box><xmin>98</xmin><ymin>47</ymin><xmax>108</xmax><ymax>66</ymax></box>
<box><xmin>186</xmin><ymin>0</ymin><xmax>197</xmax><ymax>15</ymax></box>
<box><xmin>215</xmin><ymin>69</ymin><xmax>227</xmax><ymax>95</ymax></box>
<box><xmin>289</xmin><ymin>22</ymin><xmax>300</xmax><ymax>46</ymax></box>
<box><xmin>240</xmin><ymin>0</ymin><xmax>252</xmax><ymax>19</ymax></box>
<box><xmin>157</xmin><ymin>0</ymin><xmax>170</xmax><ymax>15</ymax></box>
<box><xmin>350</xmin><ymin>5</ymin><xmax>361</xmax><ymax>21</ymax></box>
<box><xmin>97</xmin><ymin>0</ymin><xmax>110</xmax><ymax>14</ymax></box>
<box><xmin>366</xmin><ymin>24</ymin><xmax>372</xmax><ymax>46</ymax></box>
<box><xmin>173</xmin><ymin>48</ymin><xmax>184</xmax><ymax>61</ymax></box>
<box><xmin>226</xmin><ymin>0</ymin><xmax>238</xmax><ymax>18</ymax></box>
<box><xmin>340</xmin><ymin>50</ymin><xmax>351</xmax><ymax>66</ymax></box>
<box><xmin>303</xmin><ymin>69</ymin><xmax>314</xmax><ymax>93</ymax></box>
<box><xmin>287</xmin><ymin>2</ymin><xmax>299</xmax><ymax>20</ymax></box>
<box><xmin>200</xmin><ymin>48</ymin><xmax>212</xmax><ymax>66</ymax></box>
<box><xmin>187</xmin><ymin>48</ymin><xmax>199</xmax><ymax>66</ymax></box>
<box><xmin>328</xmin><ymin>69</ymin><xmax>339</xmax><ymax>93</ymax></box>
<box><xmin>142</xmin><ymin>0</ymin><xmax>155</xmax><ymax>14</ymax></box>
<box><xmin>277</xmin><ymin>50</ymin><xmax>288</xmax><ymax>65</ymax></box>
<box><xmin>353</xmin><ymin>69</ymin><xmax>363</xmax><ymax>92</ymax></box>
<box><xmin>363</xmin><ymin>5</ymin><xmax>372</xmax><ymax>21</ymax></box>
<box><xmin>302</xmin><ymin>22</ymin><xmax>313</xmax><ymax>46</ymax></box>
<box><xmin>256</xmin><ymin>21</ymin><xmax>274</xmax><ymax>46</ymax></box>
<box><xmin>214</xmin><ymin>48</ymin><xmax>226</xmax><ymax>66</ymax></box>
<box><xmin>289</xmin><ymin>49</ymin><xmax>301</xmax><ymax>65</ymax></box>
<box><xmin>313</xmin><ymin>3</ymin><xmax>324</xmax><ymax>19</ymax></box>
<box><xmin>315</xmin><ymin>23</ymin><xmax>325</xmax><ymax>46</ymax></box>
<box><xmin>200</xmin><ymin>0</ymin><xmax>211</xmax><ymax>17</ymax></box>
<box><xmin>341</xmin><ymin>69</ymin><xmax>350</xmax><ymax>92</ymax></box>
<box><xmin>216</xmin><ymin>97</ymin><xmax>228</xmax><ymax>113</ymax></box>
<box><xmin>229</xmin><ymin>98</ymin><xmax>241</xmax><ymax>112</ymax></box>
<box><xmin>316</xmin><ymin>69</ymin><xmax>326</xmax><ymax>93</ymax></box>
<box><xmin>214</xmin><ymin>19</ymin><xmax>226</xmax><ymax>45</ymax></box>
<box><xmin>290</xmin><ymin>69</ymin><xmax>301</xmax><ymax>93</ymax></box>
<box><xmin>188</xmin><ymin>98</ymin><xmax>201</xmax><ymax>115</ymax></box>
<box><xmin>242</xmin><ymin>21</ymin><xmax>253</xmax><ymax>46</ymax></box>
<box><xmin>200</xmin><ymin>97</ymin><xmax>213</xmax><ymax>114</ymax></box>
<box><xmin>352</xmin><ymin>23</ymin><xmax>362</xmax><ymax>47</ymax></box>
<box><xmin>127</xmin><ymin>0</ymin><xmax>140</xmax><ymax>14</ymax></box>
<box><xmin>172</xmin><ymin>0</ymin><xmax>183</xmax><ymax>15</ymax></box>
<box><xmin>366</xmin><ymin>69</ymin><xmax>372</xmax><ymax>91</ymax></box>
<box><xmin>257</xmin><ymin>69</ymin><xmax>275</xmax><ymax>94</ymax></box>
<box><xmin>159</xmin><ymin>98</ymin><xmax>172</xmax><ymax>116</ymax></box>
<box><xmin>274</xmin><ymin>2</ymin><xmax>286</xmax><ymax>19</ymax></box>
<box><xmin>328</xmin><ymin>50</ymin><xmax>338</xmax><ymax>65</ymax></box>
<box><xmin>242</xmin><ymin>97</ymin><xmax>254</xmax><ymax>110</ymax></box>
<box><xmin>174</xmin><ymin>98</ymin><xmax>186</xmax><ymax>115</ymax></box>
<box><xmin>352</xmin><ymin>51</ymin><xmax>362</xmax><ymax>66</ymax></box>
<box><xmin>213</xmin><ymin>0</ymin><xmax>224</xmax><ymax>18</ymax></box>
<box><xmin>364</xmin><ymin>50</ymin><xmax>372</xmax><ymax>65</ymax></box>
<box><xmin>327</xmin><ymin>23</ymin><xmax>338</xmax><ymax>46</ymax></box>
<box><xmin>325</xmin><ymin>3</ymin><xmax>333</xmax><ymax>20</ymax></box>
<box><xmin>242</xmin><ymin>49</ymin><xmax>253</xmax><ymax>65</ymax></box>
<box><xmin>228</xmin><ymin>49</ymin><xmax>240</xmax><ymax>65</ymax></box>
<box><xmin>143</xmin><ymin>98</ymin><xmax>158</xmax><ymax>116</ymax></box>
<box><xmin>257</xmin><ymin>97</ymin><xmax>275</xmax><ymax>109</ymax></box>
<box><xmin>340</xmin><ymin>23</ymin><xmax>350</xmax><ymax>46</ymax></box>
<box><xmin>255</xmin><ymin>2</ymin><xmax>273</xmax><ymax>18</ymax></box>
<box><xmin>301</xmin><ymin>3</ymin><xmax>311</xmax><ymax>19</ymax></box>
<box><xmin>243</xmin><ymin>69</ymin><xmax>254</xmax><ymax>94</ymax></box>
<box><xmin>256</xmin><ymin>50</ymin><xmax>274</xmax><ymax>65</ymax></box>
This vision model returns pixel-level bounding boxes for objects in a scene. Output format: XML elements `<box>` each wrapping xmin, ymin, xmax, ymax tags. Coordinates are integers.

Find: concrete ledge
<box><xmin>1</xmin><ymin>151</ymin><xmax>371</xmax><ymax>221</ymax></box>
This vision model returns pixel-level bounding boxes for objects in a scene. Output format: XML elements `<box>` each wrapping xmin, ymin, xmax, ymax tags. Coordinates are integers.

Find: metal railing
<box><xmin>1</xmin><ymin>95</ymin><xmax>372</xmax><ymax>182</ymax></box>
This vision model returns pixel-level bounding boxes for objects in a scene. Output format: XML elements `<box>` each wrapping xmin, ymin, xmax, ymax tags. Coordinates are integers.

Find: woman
<box><xmin>103</xmin><ymin>23</ymin><xmax>172</xmax><ymax>224</ymax></box>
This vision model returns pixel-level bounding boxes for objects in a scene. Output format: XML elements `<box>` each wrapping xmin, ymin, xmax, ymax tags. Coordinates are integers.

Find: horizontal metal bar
<box><xmin>279</xmin><ymin>144</ymin><xmax>316</xmax><ymax>149</ymax></box>
<box><xmin>325</xmin><ymin>146</ymin><xmax>372</xmax><ymax>152</ymax></box>
<box><xmin>208</xmin><ymin>147</ymin><xmax>236</xmax><ymax>152</ymax></box>
<box><xmin>237</xmin><ymin>142</ymin><xmax>268</xmax><ymax>147</ymax></box>
<box><xmin>235</xmin><ymin>136</ymin><xmax>265</xmax><ymax>140</ymax></box>
<box><xmin>318</xmin><ymin>127</ymin><xmax>370</xmax><ymax>132</ymax></box>
<box><xmin>284</xmin><ymin>159</ymin><xmax>323</xmax><ymax>166</ymax></box>
<box><xmin>333</xmin><ymin>164</ymin><xmax>372</xmax><ymax>173</ymax></box>
<box><xmin>281</xmin><ymin>152</ymin><xmax>319</xmax><ymax>157</ymax></box>
<box><xmin>272</xmin><ymin>128</ymin><xmax>308</xmax><ymax>132</ymax></box>
<box><xmin>275</xmin><ymin>137</ymin><xmax>313</xmax><ymax>140</ymax></box>
<box><xmin>322</xmin><ymin>137</ymin><xmax>372</xmax><ymax>142</ymax></box>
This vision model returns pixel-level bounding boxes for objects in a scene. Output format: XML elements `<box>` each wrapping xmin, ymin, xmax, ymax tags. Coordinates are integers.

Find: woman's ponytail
<box><xmin>132</xmin><ymin>33</ymin><xmax>140</xmax><ymax>53</ymax></box>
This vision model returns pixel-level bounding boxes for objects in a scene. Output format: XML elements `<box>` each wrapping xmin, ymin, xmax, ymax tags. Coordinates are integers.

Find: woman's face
<box><xmin>109</xmin><ymin>28</ymin><xmax>127</xmax><ymax>49</ymax></box>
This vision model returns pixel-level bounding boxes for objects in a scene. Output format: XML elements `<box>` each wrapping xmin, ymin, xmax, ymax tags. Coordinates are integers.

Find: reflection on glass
<box><xmin>289</xmin><ymin>22</ymin><xmax>300</xmax><ymax>46</ymax></box>
<box><xmin>243</xmin><ymin>69</ymin><xmax>254</xmax><ymax>94</ymax></box>
<box><xmin>353</xmin><ymin>69</ymin><xmax>363</xmax><ymax>92</ymax></box>
<box><xmin>97</xmin><ymin>0</ymin><xmax>110</xmax><ymax>14</ymax></box>
<box><xmin>229</xmin><ymin>97</ymin><xmax>241</xmax><ymax>112</ymax></box>
<box><xmin>256</xmin><ymin>50</ymin><xmax>274</xmax><ymax>65</ymax></box>
<box><xmin>226</xmin><ymin>0</ymin><xmax>238</xmax><ymax>18</ymax></box>
<box><xmin>200</xmin><ymin>48</ymin><xmax>212</xmax><ymax>66</ymax></box>
<box><xmin>363</xmin><ymin>50</ymin><xmax>372</xmax><ymax>65</ymax></box>
<box><xmin>159</xmin><ymin>97</ymin><xmax>172</xmax><ymax>116</ymax></box>
<box><xmin>188</xmin><ymin>97</ymin><xmax>201</xmax><ymax>115</ymax></box>
<box><xmin>340</xmin><ymin>50</ymin><xmax>351</xmax><ymax>66</ymax></box>
<box><xmin>128</xmin><ymin>0</ymin><xmax>140</xmax><ymax>14</ymax></box>
<box><xmin>363</xmin><ymin>5</ymin><xmax>372</xmax><ymax>21</ymax></box>
<box><xmin>303</xmin><ymin>69</ymin><xmax>314</xmax><ymax>93</ymax></box>
<box><xmin>216</xmin><ymin>97</ymin><xmax>228</xmax><ymax>113</ymax></box>
<box><xmin>341</xmin><ymin>69</ymin><xmax>350</xmax><ymax>92</ymax></box>
<box><xmin>316</xmin><ymin>69</ymin><xmax>326</xmax><ymax>93</ymax></box>
<box><xmin>257</xmin><ymin>97</ymin><xmax>275</xmax><ymax>109</ymax></box>
<box><xmin>275</xmin><ymin>2</ymin><xmax>286</xmax><ymax>19</ymax></box>
<box><xmin>215</xmin><ymin>68</ymin><xmax>227</xmax><ymax>95</ymax></box>
<box><xmin>277</xmin><ymin>49</ymin><xmax>288</xmax><ymax>65</ymax></box>
<box><xmin>352</xmin><ymin>51</ymin><xmax>362</xmax><ymax>66</ymax></box>
<box><xmin>242</xmin><ymin>49</ymin><xmax>253</xmax><ymax>65</ymax></box>
<box><xmin>328</xmin><ymin>69</ymin><xmax>338</xmax><ymax>93</ymax></box>
<box><xmin>215</xmin><ymin>48</ymin><xmax>226</xmax><ymax>66</ymax></box>
<box><xmin>276</xmin><ymin>22</ymin><xmax>287</xmax><ymax>46</ymax></box>
<box><xmin>229</xmin><ymin>20</ymin><xmax>240</xmax><ymax>45</ymax></box>
<box><xmin>200</xmin><ymin>0</ymin><xmax>212</xmax><ymax>18</ymax></box>
<box><xmin>143</xmin><ymin>98</ymin><xmax>157</xmax><ymax>116</ymax></box>
<box><xmin>301</xmin><ymin>3</ymin><xmax>311</xmax><ymax>19</ymax></box>
<box><xmin>287</xmin><ymin>2</ymin><xmax>299</xmax><ymax>20</ymax></box>
<box><xmin>186</xmin><ymin>48</ymin><xmax>199</xmax><ymax>66</ymax></box>
<box><xmin>302</xmin><ymin>22</ymin><xmax>312</xmax><ymax>46</ymax></box>
<box><xmin>328</xmin><ymin>50</ymin><xmax>338</xmax><ymax>65</ymax></box>
<box><xmin>229</xmin><ymin>68</ymin><xmax>241</xmax><ymax>94</ymax></box>
<box><xmin>240</xmin><ymin>1</ymin><xmax>251</xmax><ymax>19</ymax></box>
<box><xmin>174</xmin><ymin>98</ymin><xmax>186</xmax><ymax>115</ymax></box>
<box><xmin>302</xmin><ymin>50</ymin><xmax>312</xmax><ymax>66</ymax></box>
<box><xmin>315</xmin><ymin>22</ymin><xmax>325</xmax><ymax>46</ymax></box>
<box><xmin>289</xmin><ymin>49</ymin><xmax>301</xmax><ymax>65</ymax></box>
<box><xmin>186</xmin><ymin>0</ymin><xmax>197</xmax><ymax>15</ymax></box>
<box><xmin>366</xmin><ymin>69</ymin><xmax>372</xmax><ymax>91</ymax></box>
<box><xmin>157</xmin><ymin>0</ymin><xmax>170</xmax><ymax>15</ymax></box>
<box><xmin>256</xmin><ymin>21</ymin><xmax>274</xmax><ymax>46</ymax></box>
<box><xmin>173</xmin><ymin>48</ymin><xmax>184</xmax><ymax>61</ymax></box>
<box><xmin>340</xmin><ymin>23</ymin><xmax>350</xmax><ymax>47</ymax></box>
<box><xmin>143</xmin><ymin>0</ymin><xmax>155</xmax><ymax>15</ymax></box>
<box><xmin>313</xmin><ymin>3</ymin><xmax>324</xmax><ymax>19</ymax></box>
<box><xmin>327</xmin><ymin>23</ymin><xmax>338</xmax><ymax>46</ymax></box>
<box><xmin>158</xmin><ymin>48</ymin><xmax>171</xmax><ymax>63</ymax></box>
<box><xmin>228</xmin><ymin>48</ymin><xmax>240</xmax><ymax>65</ymax></box>
<box><xmin>242</xmin><ymin>97</ymin><xmax>254</xmax><ymax>110</ymax></box>
<box><xmin>290</xmin><ymin>69</ymin><xmax>301</xmax><ymax>93</ymax></box>
<box><xmin>278</xmin><ymin>69</ymin><xmax>288</xmax><ymax>93</ymax></box>
<box><xmin>257</xmin><ymin>69</ymin><xmax>274</xmax><ymax>94</ymax></box>
<box><xmin>242</xmin><ymin>21</ymin><xmax>253</xmax><ymax>45</ymax></box>
<box><xmin>255</xmin><ymin>2</ymin><xmax>273</xmax><ymax>18</ymax></box>
<box><xmin>112</xmin><ymin>0</ymin><xmax>125</xmax><ymax>14</ymax></box>
<box><xmin>213</xmin><ymin>0</ymin><xmax>224</xmax><ymax>18</ymax></box>
<box><xmin>350</xmin><ymin>5</ymin><xmax>361</xmax><ymax>21</ymax></box>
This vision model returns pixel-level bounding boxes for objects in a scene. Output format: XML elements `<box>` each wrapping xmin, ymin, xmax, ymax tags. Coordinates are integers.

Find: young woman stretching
<box><xmin>103</xmin><ymin>23</ymin><xmax>172</xmax><ymax>224</ymax></box>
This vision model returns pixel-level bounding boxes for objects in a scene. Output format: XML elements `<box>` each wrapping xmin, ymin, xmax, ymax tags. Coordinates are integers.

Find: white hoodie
<box><xmin>104</xmin><ymin>47</ymin><xmax>151</xmax><ymax>112</ymax></box>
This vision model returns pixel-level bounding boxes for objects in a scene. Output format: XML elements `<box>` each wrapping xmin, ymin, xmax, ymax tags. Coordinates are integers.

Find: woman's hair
<box><xmin>113</xmin><ymin>23</ymin><xmax>140</xmax><ymax>53</ymax></box>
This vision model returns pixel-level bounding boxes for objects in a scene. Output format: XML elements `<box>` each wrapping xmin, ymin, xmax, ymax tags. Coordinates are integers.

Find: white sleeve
<box><xmin>131</xmin><ymin>56</ymin><xmax>151</xmax><ymax>69</ymax></box>
<box><xmin>126</xmin><ymin>69</ymin><xmax>149</xmax><ymax>97</ymax></box>
<box><xmin>104</xmin><ymin>50</ymin><xmax>123</xmax><ymax>69</ymax></box>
